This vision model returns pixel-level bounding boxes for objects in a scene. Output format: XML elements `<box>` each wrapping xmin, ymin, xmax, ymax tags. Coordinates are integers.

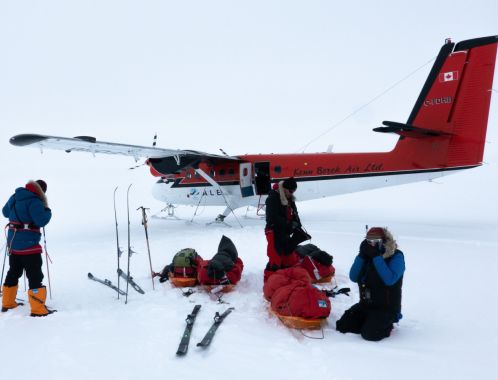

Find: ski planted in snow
<box><xmin>88</xmin><ymin>273</ymin><xmax>126</xmax><ymax>296</ymax></box>
<box><xmin>113</xmin><ymin>186</ymin><xmax>123</xmax><ymax>299</ymax></box>
<box><xmin>196</xmin><ymin>307</ymin><xmax>234</xmax><ymax>348</ymax></box>
<box><xmin>125</xmin><ymin>183</ymin><xmax>132</xmax><ymax>304</ymax></box>
<box><xmin>176</xmin><ymin>304</ymin><xmax>202</xmax><ymax>356</ymax></box>
<box><xmin>117</xmin><ymin>268</ymin><xmax>145</xmax><ymax>294</ymax></box>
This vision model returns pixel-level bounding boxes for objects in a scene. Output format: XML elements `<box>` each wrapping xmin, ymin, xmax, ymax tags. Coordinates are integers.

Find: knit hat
<box><xmin>36</xmin><ymin>179</ymin><xmax>47</xmax><ymax>193</ymax></box>
<box><xmin>282</xmin><ymin>177</ymin><xmax>297</xmax><ymax>192</ymax></box>
<box><xmin>366</xmin><ymin>227</ymin><xmax>385</xmax><ymax>240</ymax></box>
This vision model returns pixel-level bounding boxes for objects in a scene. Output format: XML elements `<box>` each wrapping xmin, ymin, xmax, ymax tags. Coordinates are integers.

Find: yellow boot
<box><xmin>28</xmin><ymin>287</ymin><xmax>55</xmax><ymax>317</ymax></box>
<box><xmin>2</xmin><ymin>285</ymin><xmax>23</xmax><ymax>312</ymax></box>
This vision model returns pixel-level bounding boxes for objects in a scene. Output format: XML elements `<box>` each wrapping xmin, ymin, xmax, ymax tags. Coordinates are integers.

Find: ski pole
<box><xmin>0</xmin><ymin>241</ymin><xmax>7</xmax><ymax>292</ymax></box>
<box><xmin>1</xmin><ymin>226</ymin><xmax>11</xmax><ymax>292</ymax></box>
<box><xmin>42</xmin><ymin>227</ymin><xmax>53</xmax><ymax>299</ymax></box>
<box><xmin>137</xmin><ymin>206</ymin><xmax>155</xmax><ymax>290</ymax></box>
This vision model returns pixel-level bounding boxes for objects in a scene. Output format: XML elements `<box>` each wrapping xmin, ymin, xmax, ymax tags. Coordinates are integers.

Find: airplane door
<box><xmin>254</xmin><ymin>161</ymin><xmax>271</xmax><ymax>195</ymax></box>
<box><xmin>239</xmin><ymin>163</ymin><xmax>255</xmax><ymax>197</ymax></box>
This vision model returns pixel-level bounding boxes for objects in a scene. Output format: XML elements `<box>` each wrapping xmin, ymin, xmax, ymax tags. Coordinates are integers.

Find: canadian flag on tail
<box><xmin>439</xmin><ymin>71</ymin><xmax>459</xmax><ymax>82</ymax></box>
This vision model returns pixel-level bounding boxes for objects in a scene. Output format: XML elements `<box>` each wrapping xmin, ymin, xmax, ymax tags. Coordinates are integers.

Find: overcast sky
<box><xmin>1</xmin><ymin>1</ymin><xmax>497</xmax><ymax>227</ymax></box>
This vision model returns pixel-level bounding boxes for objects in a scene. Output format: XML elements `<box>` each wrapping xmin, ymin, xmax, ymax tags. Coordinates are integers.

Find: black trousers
<box><xmin>3</xmin><ymin>254</ymin><xmax>44</xmax><ymax>289</ymax></box>
<box><xmin>336</xmin><ymin>303</ymin><xmax>395</xmax><ymax>341</ymax></box>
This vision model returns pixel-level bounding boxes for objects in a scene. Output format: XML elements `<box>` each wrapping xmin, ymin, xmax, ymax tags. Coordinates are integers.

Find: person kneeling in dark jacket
<box><xmin>336</xmin><ymin>227</ymin><xmax>405</xmax><ymax>341</ymax></box>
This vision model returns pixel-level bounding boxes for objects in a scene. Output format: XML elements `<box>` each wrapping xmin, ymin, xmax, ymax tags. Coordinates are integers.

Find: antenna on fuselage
<box><xmin>152</xmin><ymin>133</ymin><xmax>157</xmax><ymax>147</ymax></box>
<box><xmin>219</xmin><ymin>148</ymin><xmax>229</xmax><ymax>156</ymax></box>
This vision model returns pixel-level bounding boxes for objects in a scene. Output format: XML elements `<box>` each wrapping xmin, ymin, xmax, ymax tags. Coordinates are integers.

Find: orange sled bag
<box><xmin>264</xmin><ymin>267</ymin><xmax>331</xmax><ymax>329</ymax></box>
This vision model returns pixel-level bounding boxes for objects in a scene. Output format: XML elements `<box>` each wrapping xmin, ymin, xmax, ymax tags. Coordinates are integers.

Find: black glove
<box><xmin>359</xmin><ymin>239</ymin><xmax>382</xmax><ymax>260</ymax></box>
<box><xmin>158</xmin><ymin>264</ymin><xmax>172</xmax><ymax>283</ymax></box>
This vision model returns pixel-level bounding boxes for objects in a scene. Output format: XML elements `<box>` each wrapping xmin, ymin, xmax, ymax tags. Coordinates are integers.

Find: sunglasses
<box><xmin>366</xmin><ymin>238</ymin><xmax>383</xmax><ymax>245</ymax></box>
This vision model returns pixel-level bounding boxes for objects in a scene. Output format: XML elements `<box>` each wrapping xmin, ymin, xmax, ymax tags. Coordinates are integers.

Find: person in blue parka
<box><xmin>2</xmin><ymin>180</ymin><xmax>54</xmax><ymax>316</ymax></box>
<box><xmin>336</xmin><ymin>227</ymin><xmax>405</xmax><ymax>341</ymax></box>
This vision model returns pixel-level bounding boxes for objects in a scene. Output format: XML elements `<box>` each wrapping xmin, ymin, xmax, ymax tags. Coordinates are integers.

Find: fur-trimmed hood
<box><xmin>25</xmin><ymin>180</ymin><xmax>49</xmax><ymax>208</ymax></box>
<box><xmin>277</xmin><ymin>181</ymin><xmax>295</xmax><ymax>206</ymax></box>
<box><xmin>379</xmin><ymin>227</ymin><xmax>397</xmax><ymax>259</ymax></box>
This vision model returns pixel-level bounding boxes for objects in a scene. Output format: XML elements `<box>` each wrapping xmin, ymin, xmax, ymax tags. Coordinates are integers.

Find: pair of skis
<box><xmin>176</xmin><ymin>305</ymin><xmax>234</xmax><ymax>356</ymax></box>
<box><xmin>90</xmin><ymin>187</ymin><xmax>144</xmax><ymax>297</ymax></box>
<box><xmin>116</xmin><ymin>186</ymin><xmax>153</xmax><ymax>302</ymax></box>
<box><xmin>88</xmin><ymin>270</ymin><xmax>145</xmax><ymax>296</ymax></box>
<box><xmin>88</xmin><ymin>186</ymin><xmax>154</xmax><ymax>299</ymax></box>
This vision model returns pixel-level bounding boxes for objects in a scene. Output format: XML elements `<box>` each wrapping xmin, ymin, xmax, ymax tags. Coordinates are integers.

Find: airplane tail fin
<box><xmin>376</xmin><ymin>36</ymin><xmax>498</xmax><ymax>169</ymax></box>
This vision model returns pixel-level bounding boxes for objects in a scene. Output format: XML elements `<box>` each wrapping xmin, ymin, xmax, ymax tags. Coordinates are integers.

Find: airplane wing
<box><xmin>9</xmin><ymin>133</ymin><xmax>239</xmax><ymax>162</ymax></box>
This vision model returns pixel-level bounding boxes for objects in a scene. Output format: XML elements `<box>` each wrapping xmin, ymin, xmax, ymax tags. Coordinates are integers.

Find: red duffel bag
<box><xmin>264</xmin><ymin>267</ymin><xmax>331</xmax><ymax>319</ymax></box>
<box><xmin>263</xmin><ymin>267</ymin><xmax>310</xmax><ymax>301</ymax></box>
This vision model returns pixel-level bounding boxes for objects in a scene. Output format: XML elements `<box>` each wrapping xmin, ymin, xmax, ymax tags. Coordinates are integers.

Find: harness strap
<box><xmin>8</xmin><ymin>196</ymin><xmax>40</xmax><ymax>232</ymax></box>
<box><xmin>7</xmin><ymin>222</ymin><xmax>40</xmax><ymax>232</ymax></box>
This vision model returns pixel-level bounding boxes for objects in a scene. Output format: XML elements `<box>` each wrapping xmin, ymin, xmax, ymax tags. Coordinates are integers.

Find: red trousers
<box><xmin>264</xmin><ymin>229</ymin><xmax>299</xmax><ymax>282</ymax></box>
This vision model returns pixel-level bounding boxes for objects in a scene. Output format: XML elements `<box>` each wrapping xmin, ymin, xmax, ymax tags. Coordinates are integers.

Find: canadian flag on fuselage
<box><xmin>439</xmin><ymin>70</ymin><xmax>459</xmax><ymax>82</ymax></box>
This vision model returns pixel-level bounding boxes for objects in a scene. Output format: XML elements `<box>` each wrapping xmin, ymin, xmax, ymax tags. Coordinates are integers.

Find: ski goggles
<box><xmin>366</xmin><ymin>238</ymin><xmax>383</xmax><ymax>246</ymax></box>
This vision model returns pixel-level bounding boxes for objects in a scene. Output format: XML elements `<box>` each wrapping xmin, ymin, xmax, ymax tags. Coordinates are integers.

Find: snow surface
<box><xmin>1</xmin><ymin>202</ymin><xmax>498</xmax><ymax>380</ymax></box>
<box><xmin>1</xmin><ymin>1</ymin><xmax>498</xmax><ymax>379</ymax></box>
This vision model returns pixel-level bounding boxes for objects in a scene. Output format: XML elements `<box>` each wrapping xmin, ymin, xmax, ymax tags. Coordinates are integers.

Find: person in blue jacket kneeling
<box><xmin>336</xmin><ymin>227</ymin><xmax>405</xmax><ymax>341</ymax></box>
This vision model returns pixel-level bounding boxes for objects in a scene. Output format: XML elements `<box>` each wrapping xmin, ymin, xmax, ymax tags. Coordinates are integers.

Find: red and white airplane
<box><xmin>10</xmin><ymin>36</ymin><xmax>498</xmax><ymax>221</ymax></box>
